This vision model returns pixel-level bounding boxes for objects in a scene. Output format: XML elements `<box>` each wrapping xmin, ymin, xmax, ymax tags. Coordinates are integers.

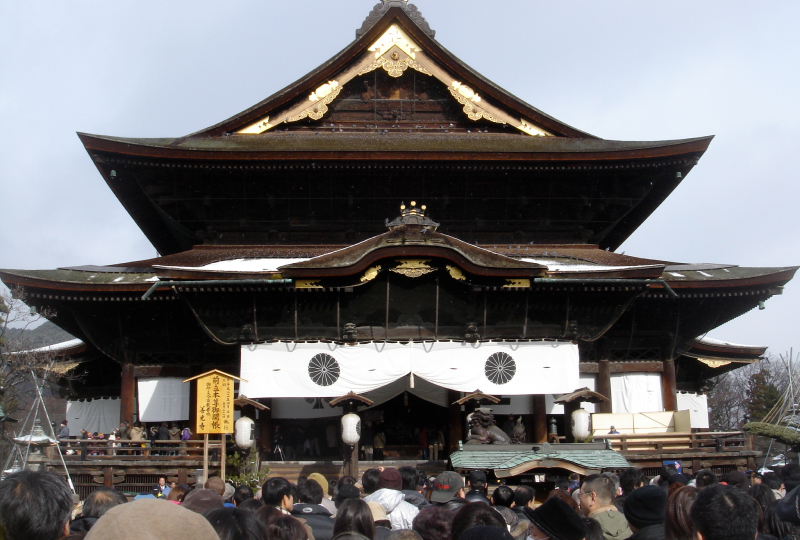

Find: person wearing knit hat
<box><xmin>309</xmin><ymin>472</ymin><xmax>338</xmax><ymax>515</ymax></box>
<box><xmin>623</xmin><ymin>485</ymin><xmax>667</xmax><ymax>540</ymax></box>
<box><xmin>85</xmin><ymin>498</ymin><xmax>219</xmax><ymax>540</ymax></box>
<box><xmin>523</xmin><ymin>498</ymin><xmax>586</xmax><ymax>540</ymax></box>
<box><xmin>364</xmin><ymin>467</ymin><xmax>419</xmax><ymax>530</ymax></box>
<box><xmin>181</xmin><ymin>488</ymin><xmax>225</xmax><ymax>514</ymax></box>
<box><xmin>667</xmin><ymin>474</ymin><xmax>689</xmax><ymax>487</ymax></box>
<box><xmin>335</xmin><ymin>484</ymin><xmax>361</xmax><ymax>509</ymax></box>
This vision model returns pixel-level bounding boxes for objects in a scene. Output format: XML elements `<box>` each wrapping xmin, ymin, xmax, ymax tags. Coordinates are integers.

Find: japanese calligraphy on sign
<box><xmin>185</xmin><ymin>370</ymin><xmax>245</xmax><ymax>434</ymax></box>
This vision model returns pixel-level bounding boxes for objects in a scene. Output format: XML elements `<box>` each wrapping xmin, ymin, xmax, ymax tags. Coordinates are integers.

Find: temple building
<box><xmin>1</xmin><ymin>1</ymin><xmax>795</xmax><ymax>469</ymax></box>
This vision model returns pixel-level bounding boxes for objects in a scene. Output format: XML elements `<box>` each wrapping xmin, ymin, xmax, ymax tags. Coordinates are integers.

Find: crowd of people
<box><xmin>58</xmin><ymin>420</ymin><xmax>193</xmax><ymax>458</ymax></box>
<box><xmin>4</xmin><ymin>463</ymin><xmax>800</xmax><ymax>540</ymax></box>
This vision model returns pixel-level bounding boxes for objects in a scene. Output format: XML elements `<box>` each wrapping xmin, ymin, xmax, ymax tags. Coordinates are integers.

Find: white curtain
<box><xmin>239</xmin><ymin>341</ymin><xmax>579</xmax><ymax>399</ymax></box>
<box><xmin>610</xmin><ymin>373</ymin><xmax>663</xmax><ymax>413</ymax></box>
<box><xmin>65</xmin><ymin>398</ymin><xmax>120</xmax><ymax>435</ymax></box>
<box><xmin>137</xmin><ymin>377</ymin><xmax>190</xmax><ymax>422</ymax></box>
<box><xmin>677</xmin><ymin>392</ymin><xmax>710</xmax><ymax>429</ymax></box>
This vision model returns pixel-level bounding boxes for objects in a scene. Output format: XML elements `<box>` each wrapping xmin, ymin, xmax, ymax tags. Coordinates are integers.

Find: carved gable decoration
<box><xmin>237</xmin><ymin>22</ymin><xmax>552</xmax><ymax>137</ymax></box>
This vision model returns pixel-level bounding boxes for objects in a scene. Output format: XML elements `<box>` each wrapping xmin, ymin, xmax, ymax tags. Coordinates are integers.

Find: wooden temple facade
<box><xmin>1</xmin><ymin>1</ymin><xmax>796</xmax><ymax>480</ymax></box>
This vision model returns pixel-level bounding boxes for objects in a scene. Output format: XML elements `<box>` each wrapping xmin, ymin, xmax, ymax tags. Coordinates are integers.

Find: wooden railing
<box><xmin>599</xmin><ymin>431</ymin><xmax>751</xmax><ymax>454</ymax></box>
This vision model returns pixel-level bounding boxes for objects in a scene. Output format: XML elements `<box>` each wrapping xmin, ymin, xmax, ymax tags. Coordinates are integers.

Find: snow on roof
<box><xmin>25</xmin><ymin>338</ymin><xmax>84</xmax><ymax>353</ymax></box>
<box><xmin>694</xmin><ymin>336</ymin><xmax>764</xmax><ymax>349</ymax></box>
<box><xmin>519</xmin><ymin>258</ymin><xmax>663</xmax><ymax>273</ymax></box>
<box><xmin>155</xmin><ymin>258</ymin><xmax>309</xmax><ymax>273</ymax></box>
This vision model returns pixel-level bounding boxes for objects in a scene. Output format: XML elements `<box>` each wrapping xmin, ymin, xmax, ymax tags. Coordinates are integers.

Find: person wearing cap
<box><xmin>523</xmin><ymin>497</ymin><xmax>586</xmax><ymax>540</ymax></box>
<box><xmin>85</xmin><ymin>498</ymin><xmax>220</xmax><ymax>540</ymax></box>
<box><xmin>464</xmin><ymin>471</ymin><xmax>491</xmax><ymax>505</ymax></box>
<box><xmin>308</xmin><ymin>473</ymin><xmax>338</xmax><ymax>515</ymax></box>
<box><xmin>182</xmin><ymin>488</ymin><xmax>225</xmax><ymax>514</ymax></box>
<box><xmin>622</xmin><ymin>485</ymin><xmax>666</xmax><ymax>540</ymax></box>
<box><xmin>722</xmin><ymin>470</ymin><xmax>751</xmax><ymax>491</ymax></box>
<box><xmin>579</xmin><ymin>474</ymin><xmax>632</xmax><ymax>540</ymax></box>
<box><xmin>430</xmin><ymin>471</ymin><xmax>469</xmax><ymax>513</ymax></box>
<box><xmin>608</xmin><ymin>426</ymin><xmax>620</xmax><ymax>434</ymax></box>
<box><xmin>364</xmin><ymin>467</ymin><xmax>420</xmax><ymax>529</ymax></box>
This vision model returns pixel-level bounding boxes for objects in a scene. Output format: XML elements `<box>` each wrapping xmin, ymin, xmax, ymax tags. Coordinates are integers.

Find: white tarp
<box><xmin>65</xmin><ymin>398</ymin><xmax>120</xmax><ymax>435</ymax></box>
<box><xmin>677</xmin><ymin>392</ymin><xmax>710</xmax><ymax>429</ymax></box>
<box><xmin>137</xmin><ymin>377</ymin><xmax>190</xmax><ymax>422</ymax></box>
<box><xmin>240</xmin><ymin>341</ymin><xmax>579</xmax><ymax>399</ymax></box>
<box><xmin>611</xmin><ymin>373</ymin><xmax>664</xmax><ymax>414</ymax></box>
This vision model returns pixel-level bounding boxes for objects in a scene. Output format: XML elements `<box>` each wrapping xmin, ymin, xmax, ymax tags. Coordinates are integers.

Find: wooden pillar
<box><xmin>189</xmin><ymin>365</ymin><xmax>201</xmax><ymax>434</ymax></box>
<box><xmin>532</xmin><ymin>394</ymin><xmax>547</xmax><ymax>443</ymax></box>
<box><xmin>662</xmin><ymin>358</ymin><xmax>678</xmax><ymax>411</ymax></box>
<box><xmin>120</xmin><ymin>364</ymin><xmax>135</xmax><ymax>424</ymax></box>
<box><xmin>597</xmin><ymin>359</ymin><xmax>612</xmax><ymax>414</ymax></box>
<box><xmin>259</xmin><ymin>399</ymin><xmax>272</xmax><ymax>459</ymax></box>
<box><xmin>448</xmin><ymin>390</ymin><xmax>462</xmax><ymax>453</ymax></box>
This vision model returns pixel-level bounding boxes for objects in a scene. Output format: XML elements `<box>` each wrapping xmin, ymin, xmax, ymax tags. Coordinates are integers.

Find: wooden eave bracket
<box><xmin>454</xmin><ymin>389</ymin><xmax>501</xmax><ymax>405</ymax></box>
<box><xmin>553</xmin><ymin>387</ymin><xmax>610</xmax><ymax>404</ymax></box>
<box><xmin>329</xmin><ymin>391</ymin><xmax>374</xmax><ymax>407</ymax></box>
<box><xmin>234</xmin><ymin>395</ymin><xmax>269</xmax><ymax>411</ymax></box>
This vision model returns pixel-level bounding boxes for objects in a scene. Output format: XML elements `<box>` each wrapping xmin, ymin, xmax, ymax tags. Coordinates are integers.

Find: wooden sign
<box><xmin>184</xmin><ymin>370</ymin><xmax>246</xmax><ymax>434</ymax></box>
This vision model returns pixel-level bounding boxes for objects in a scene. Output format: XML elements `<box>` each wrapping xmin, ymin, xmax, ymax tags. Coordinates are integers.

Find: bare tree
<box><xmin>0</xmin><ymin>287</ymin><xmax>79</xmax><ymax>432</ymax></box>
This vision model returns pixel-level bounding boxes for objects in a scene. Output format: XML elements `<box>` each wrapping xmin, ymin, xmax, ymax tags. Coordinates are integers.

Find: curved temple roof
<box><xmin>77</xmin><ymin>2</ymin><xmax>712</xmax><ymax>254</ymax></box>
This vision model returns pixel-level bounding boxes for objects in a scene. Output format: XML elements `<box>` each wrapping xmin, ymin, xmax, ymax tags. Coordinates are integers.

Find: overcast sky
<box><xmin>1</xmin><ymin>1</ymin><xmax>798</xmax><ymax>359</ymax></box>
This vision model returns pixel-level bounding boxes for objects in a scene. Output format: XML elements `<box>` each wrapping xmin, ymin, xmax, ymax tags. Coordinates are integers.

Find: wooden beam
<box><xmin>580</xmin><ymin>362</ymin><xmax>664</xmax><ymax>374</ymax></box>
<box><xmin>532</xmin><ymin>395</ymin><xmax>547</xmax><ymax>443</ymax></box>
<box><xmin>133</xmin><ymin>366</ymin><xmax>190</xmax><ymax>378</ymax></box>
<box><xmin>597</xmin><ymin>359</ymin><xmax>612</xmax><ymax>414</ymax></box>
<box><xmin>662</xmin><ymin>359</ymin><xmax>678</xmax><ymax>411</ymax></box>
<box><xmin>448</xmin><ymin>390</ymin><xmax>462</xmax><ymax>453</ymax></box>
<box><xmin>120</xmin><ymin>364</ymin><xmax>135</xmax><ymax>424</ymax></box>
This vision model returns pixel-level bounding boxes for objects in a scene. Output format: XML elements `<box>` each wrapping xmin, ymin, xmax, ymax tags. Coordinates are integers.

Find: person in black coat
<box><xmin>623</xmin><ymin>485</ymin><xmax>667</xmax><ymax>540</ymax></box>
<box><xmin>292</xmin><ymin>476</ymin><xmax>334</xmax><ymax>540</ymax></box>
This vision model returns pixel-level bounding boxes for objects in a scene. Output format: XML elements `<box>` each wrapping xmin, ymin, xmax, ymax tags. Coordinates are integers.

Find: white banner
<box><xmin>240</xmin><ymin>341</ymin><xmax>579</xmax><ymax>399</ymax></box>
<box><xmin>137</xmin><ymin>377</ymin><xmax>190</xmax><ymax>422</ymax></box>
<box><xmin>65</xmin><ymin>398</ymin><xmax>120</xmax><ymax>436</ymax></box>
<box><xmin>610</xmin><ymin>373</ymin><xmax>664</xmax><ymax>414</ymax></box>
<box><xmin>676</xmin><ymin>392</ymin><xmax>709</xmax><ymax>429</ymax></box>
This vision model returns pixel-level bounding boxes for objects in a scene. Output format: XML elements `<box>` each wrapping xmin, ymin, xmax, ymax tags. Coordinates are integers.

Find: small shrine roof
<box><xmin>450</xmin><ymin>446</ymin><xmax>629</xmax><ymax>477</ymax></box>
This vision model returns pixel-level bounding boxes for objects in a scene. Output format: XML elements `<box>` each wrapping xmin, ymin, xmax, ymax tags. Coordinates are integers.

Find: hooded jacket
<box><xmin>364</xmin><ymin>488</ymin><xmax>420</xmax><ymax>529</ymax></box>
<box><xmin>402</xmin><ymin>489</ymin><xmax>430</xmax><ymax>509</ymax></box>
<box><xmin>291</xmin><ymin>504</ymin><xmax>334</xmax><ymax>540</ymax></box>
<box><xmin>590</xmin><ymin>507</ymin><xmax>633</xmax><ymax>540</ymax></box>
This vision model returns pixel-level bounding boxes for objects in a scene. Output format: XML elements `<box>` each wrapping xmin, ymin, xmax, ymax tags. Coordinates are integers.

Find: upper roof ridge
<box><xmin>357</xmin><ymin>1</ymin><xmax>435</xmax><ymax>38</ymax></box>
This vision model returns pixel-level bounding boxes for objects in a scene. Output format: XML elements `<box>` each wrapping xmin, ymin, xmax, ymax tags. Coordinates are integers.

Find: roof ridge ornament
<box><xmin>385</xmin><ymin>201</ymin><xmax>440</xmax><ymax>231</ymax></box>
<box><xmin>357</xmin><ymin>2</ymin><xmax>435</xmax><ymax>39</ymax></box>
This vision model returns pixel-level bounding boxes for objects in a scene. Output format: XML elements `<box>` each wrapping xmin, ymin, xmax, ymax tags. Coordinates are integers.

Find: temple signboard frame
<box><xmin>184</xmin><ymin>370</ymin><xmax>246</xmax><ymax>483</ymax></box>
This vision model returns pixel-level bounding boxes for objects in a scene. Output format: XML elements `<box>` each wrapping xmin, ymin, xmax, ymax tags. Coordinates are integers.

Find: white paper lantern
<box><xmin>235</xmin><ymin>416</ymin><xmax>255</xmax><ymax>448</ymax></box>
<box><xmin>341</xmin><ymin>413</ymin><xmax>361</xmax><ymax>446</ymax></box>
<box><xmin>571</xmin><ymin>408</ymin><xmax>592</xmax><ymax>441</ymax></box>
